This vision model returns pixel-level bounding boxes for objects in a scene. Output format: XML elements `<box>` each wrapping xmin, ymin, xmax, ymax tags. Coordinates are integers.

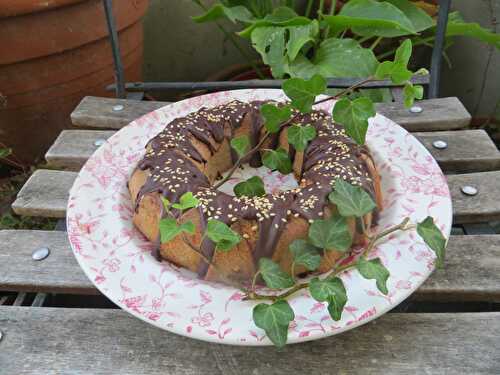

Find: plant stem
<box><xmin>369</xmin><ymin>36</ymin><xmax>383</xmax><ymax>50</ymax></box>
<box><xmin>318</xmin><ymin>0</ymin><xmax>325</xmax><ymax>15</ymax></box>
<box><xmin>357</xmin><ymin>35</ymin><xmax>374</xmax><ymax>44</ymax></box>
<box><xmin>305</xmin><ymin>0</ymin><xmax>314</xmax><ymax>18</ymax></box>
<box><xmin>321</xmin><ymin>0</ymin><xmax>336</xmax><ymax>39</ymax></box>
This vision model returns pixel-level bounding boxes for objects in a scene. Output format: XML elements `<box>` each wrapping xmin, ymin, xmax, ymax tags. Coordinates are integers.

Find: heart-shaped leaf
<box><xmin>172</xmin><ymin>192</ymin><xmax>199</xmax><ymax>211</ymax></box>
<box><xmin>356</xmin><ymin>257</ymin><xmax>390</xmax><ymax>295</ymax></box>
<box><xmin>258</xmin><ymin>258</ymin><xmax>295</xmax><ymax>289</ymax></box>
<box><xmin>159</xmin><ymin>219</ymin><xmax>195</xmax><ymax>243</ymax></box>
<box><xmin>262</xmin><ymin>148</ymin><xmax>292</xmax><ymax>174</ymax></box>
<box><xmin>234</xmin><ymin>176</ymin><xmax>266</xmax><ymax>198</ymax></box>
<box><xmin>328</xmin><ymin>178</ymin><xmax>376</xmax><ymax>218</ymax></box>
<box><xmin>309</xmin><ymin>276</ymin><xmax>347</xmax><ymax>321</ymax></box>
<box><xmin>308</xmin><ymin>215</ymin><xmax>352</xmax><ymax>252</ymax></box>
<box><xmin>252</xmin><ymin>300</ymin><xmax>295</xmax><ymax>348</ymax></box>
<box><xmin>282</xmin><ymin>74</ymin><xmax>326</xmax><ymax>113</ymax></box>
<box><xmin>230</xmin><ymin>135</ymin><xmax>250</xmax><ymax>158</ymax></box>
<box><xmin>417</xmin><ymin>216</ymin><xmax>446</xmax><ymax>268</ymax></box>
<box><xmin>261</xmin><ymin>104</ymin><xmax>292</xmax><ymax>133</ymax></box>
<box><xmin>374</xmin><ymin>39</ymin><xmax>413</xmax><ymax>84</ymax></box>
<box><xmin>332</xmin><ymin>97</ymin><xmax>375</xmax><ymax>145</ymax></box>
<box><xmin>206</xmin><ymin>219</ymin><xmax>241</xmax><ymax>252</ymax></box>
<box><xmin>287</xmin><ymin>124</ymin><xmax>316</xmax><ymax>151</ymax></box>
<box><xmin>289</xmin><ymin>239</ymin><xmax>321</xmax><ymax>271</ymax></box>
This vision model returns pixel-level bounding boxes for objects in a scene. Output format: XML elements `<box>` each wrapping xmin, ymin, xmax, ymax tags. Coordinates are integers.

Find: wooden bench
<box><xmin>2</xmin><ymin>95</ymin><xmax>500</xmax><ymax>374</ymax></box>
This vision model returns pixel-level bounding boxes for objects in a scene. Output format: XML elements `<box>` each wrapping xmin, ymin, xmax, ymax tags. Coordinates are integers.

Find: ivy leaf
<box><xmin>289</xmin><ymin>239</ymin><xmax>321</xmax><ymax>271</ymax></box>
<box><xmin>192</xmin><ymin>4</ymin><xmax>254</xmax><ymax>24</ymax></box>
<box><xmin>403</xmin><ymin>82</ymin><xmax>424</xmax><ymax>109</ymax></box>
<box><xmin>252</xmin><ymin>300</ymin><xmax>295</xmax><ymax>348</ymax></box>
<box><xmin>374</xmin><ymin>39</ymin><xmax>413</xmax><ymax>84</ymax></box>
<box><xmin>262</xmin><ymin>148</ymin><xmax>292</xmax><ymax>174</ymax></box>
<box><xmin>417</xmin><ymin>216</ymin><xmax>446</xmax><ymax>268</ymax></box>
<box><xmin>261</xmin><ymin>104</ymin><xmax>292</xmax><ymax>133</ymax></box>
<box><xmin>332</xmin><ymin>97</ymin><xmax>375</xmax><ymax>145</ymax></box>
<box><xmin>328</xmin><ymin>178</ymin><xmax>376</xmax><ymax>218</ymax></box>
<box><xmin>159</xmin><ymin>219</ymin><xmax>195</xmax><ymax>243</ymax></box>
<box><xmin>230</xmin><ymin>135</ymin><xmax>250</xmax><ymax>158</ymax></box>
<box><xmin>287</xmin><ymin>124</ymin><xmax>316</xmax><ymax>151</ymax></box>
<box><xmin>356</xmin><ymin>257</ymin><xmax>390</xmax><ymax>295</ymax></box>
<box><xmin>234</xmin><ymin>176</ymin><xmax>266</xmax><ymax>198</ymax></box>
<box><xmin>309</xmin><ymin>276</ymin><xmax>347</xmax><ymax>321</ymax></box>
<box><xmin>308</xmin><ymin>215</ymin><xmax>352</xmax><ymax>252</ymax></box>
<box><xmin>282</xmin><ymin>74</ymin><xmax>326</xmax><ymax>113</ymax></box>
<box><xmin>172</xmin><ymin>192</ymin><xmax>199</xmax><ymax>211</ymax></box>
<box><xmin>0</xmin><ymin>148</ymin><xmax>12</xmax><ymax>158</ymax></box>
<box><xmin>206</xmin><ymin>219</ymin><xmax>241</xmax><ymax>252</ymax></box>
<box><xmin>258</xmin><ymin>258</ymin><xmax>295</xmax><ymax>289</ymax></box>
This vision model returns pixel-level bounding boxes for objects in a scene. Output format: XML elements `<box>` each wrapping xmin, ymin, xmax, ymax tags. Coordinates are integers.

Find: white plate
<box><xmin>67</xmin><ymin>89</ymin><xmax>452</xmax><ymax>345</ymax></box>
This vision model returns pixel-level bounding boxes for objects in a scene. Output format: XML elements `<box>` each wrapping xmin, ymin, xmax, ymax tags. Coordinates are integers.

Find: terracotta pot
<box><xmin>0</xmin><ymin>0</ymin><xmax>149</xmax><ymax>164</ymax></box>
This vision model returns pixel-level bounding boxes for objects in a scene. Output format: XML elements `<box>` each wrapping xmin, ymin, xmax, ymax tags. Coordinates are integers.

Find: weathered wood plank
<box><xmin>0</xmin><ymin>307</ymin><xmax>498</xmax><ymax>375</ymax></box>
<box><xmin>71</xmin><ymin>96</ymin><xmax>470</xmax><ymax>131</ymax></box>
<box><xmin>12</xmin><ymin>169</ymin><xmax>500</xmax><ymax>223</ymax></box>
<box><xmin>11</xmin><ymin>170</ymin><xmax>77</xmax><ymax>218</ymax></box>
<box><xmin>45</xmin><ymin>129</ymin><xmax>500</xmax><ymax>173</ymax></box>
<box><xmin>447</xmin><ymin>171</ymin><xmax>500</xmax><ymax>224</ymax></box>
<box><xmin>414</xmin><ymin>129</ymin><xmax>500</xmax><ymax>173</ymax></box>
<box><xmin>1</xmin><ymin>230</ymin><xmax>499</xmax><ymax>301</ymax></box>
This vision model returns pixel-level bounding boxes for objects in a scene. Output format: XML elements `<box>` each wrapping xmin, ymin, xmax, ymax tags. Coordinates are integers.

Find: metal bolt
<box><xmin>32</xmin><ymin>247</ymin><xmax>50</xmax><ymax>261</ymax></box>
<box><xmin>112</xmin><ymin>104</ymin><xmax>124</xmax><ymax>112</ymax></box>
<box><xmin>93</xmin><ymin>138</ymin><xmax>106</xmax><ymax>147</ymax></box>
<box><xmin>0</xmin><ymin>330</ymin><xmax>3</xmax><ymax>342</ymax></box>
<box><xmin>461</xmin><ymin>186</ymin><xmax>478</xmax><ymax>196</ymax></box>
<box><xmin>409</xmin><ymin>105</ymin><xmax>423</xmax><ymax>114</ymax></box>
<box><xmin>432</xmin><ymin>140</ymin><xmax>448</xmax><ymax>150</ymax></box>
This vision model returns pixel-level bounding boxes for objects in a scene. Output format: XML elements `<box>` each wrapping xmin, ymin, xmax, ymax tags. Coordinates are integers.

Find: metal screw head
<box><xmin>461</xmin><ymin>185</ymin><xmax>478</xmax><ymax>196</ymax></box>
<box><xmin>0</xmin><ymin>330</ymin><xmax>3</xmax><ymax>342</ymax></box>
<box><xmin>93</xmin><ymin>138</ymin><xmax>106</xmax><ymax>147</ymax></box>
<box><xmin>112</xmin><ymin>104</ymin><xmax>124</xmax><ymax>112</ymax></box>
<box><xmin>409</xmin><ymin>105</ymin><xmax>423</xmax><ymax>114</ymax></box>
<box><xmin>432</xmin><ymin>140</ymin><xmax>448</xmax><ymax>150</ymax></box>
<box><xmin>32</xmin><ymin>247</ymin><xmax>50</xmax><ymax>261</ymax></box>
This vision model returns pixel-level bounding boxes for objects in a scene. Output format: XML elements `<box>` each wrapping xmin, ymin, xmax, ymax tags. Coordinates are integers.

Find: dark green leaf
<box><xmin>159</xmin><ymin>218</ymin><xmax>195</xmax><ymax>244</ymax></box>
<box><xmin>206</xmin><ymin>219</ymin><xmax>241</xmax><ymax>252</ymax></box>
<box><xmin>253</xmin><ymin>300</ymin><xmax>295</xmax><ymax>348</ymax></box>
<box><xmin>172</xmin><ymin>192</ymin><xmax>199</xmax><ymax>211</ymax></box>
<box><xmin>417</xmin><ymin>216</ymin><xmax>446</xmax><ymax>268</ymax></box>
<box><xmin>309</xmin><ymin>276</ymin><xmax>347</xmax><ymax>321</ymax></box>
<box><xmin>239</xmin><ymin>7</ymin><xmax>310</xmax><ymax>38</ymax></box>
<box><xmin>192</xmin><ymin>4</ymin><xmax>254</xmax><ymax>24</ymax></box>
<box><xmin>356</xmin><ymin>257</ymin><xmax>390</xmax><ymax>295</ymax></box>
<box><xmin>282</xmin><ymin>74</ymin><xmax>326</xmax><ymax>113</ymax></box>
<box><xmin>261</xmin><ymin>104</ymin><xmax>292</xmax><ymax>133</ymax></box>
<box><xmin>445</xmin><ymin>13</ymin><xmax>500</xmax><ymax>49</ymax></box>
<box><xmin>332</xmin><ymin>97</ymin><xmax>375</xmax><ymax>145</ymax></box>
<box><xmin>230</xmin><ymin>135</ymin><xmax>250</xmax><ymax>158</ymax></box>
<box><xmin>403</xmin><ymin>82</ymin><xmax>424</xmax><ymax>108</ymax></box>
<box><xmin>234</xmin><ymin>176</ymin><xmax>266</xmax><ymax>197</ymax></box>
<box><xmin>286</xmin><ymin>21</ymin><xmax>319</xmax><ymax>60</ymax></box>
<box><xmin>308</xmin><ymin>215</ymin><xmax>352</xmax><ymax>252</ymax></box>
<box><xmin>262</xmin><ymin>148</ymin><xmax>292</xmax><ymax>174</ymax></box>
<box><xmin>287</xmin><ymin>124</ymin><xmax>316</xmax><ymax>151</ymax></box>
<box><xmin>251</xmin><ymin>26</ymin><xmax>288</xmax><ymax>78</ymax></box>
<box><xmin>259</xmin><ymin>258</ymin><xmax>295</xmax><ymax>289</ymax></box>
<box><xmin>0</xmin><ymin>148</ymin><xmax>12</xmax><ymax>159</ymax></box>
<box><xmin>328</xmin><ymin>178</ymin><xmax>376</xmax><ymax>217</ymax></box>
<box><xmin>289</xmin><ymin>239</ymin><xmax>321</xmax><ymax>271</ymax></box>
<box><xmin>384</xmin><ymin>0</ymin><xmax>434</xmax><ymax>32</ymax></box>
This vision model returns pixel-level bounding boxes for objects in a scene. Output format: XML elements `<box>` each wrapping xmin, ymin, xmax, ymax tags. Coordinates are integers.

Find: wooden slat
<box><xmin>0</xmin><ymin>307</ymin><xmax>498</xmax><ymax>374</ymax></box>
<box><xmin>46</xmin><ymin>129</ymin><xmax>500</xmax><ymax>173</ymax></box>
<box><xmin>12</xmin><ymin>169</ymin><xmax>500</xmax><ymax>223</ymax></box>
<box><xmin>72</xmin><ymin>96</ymin><xmax>470</xmax><ymax>131</ymax></box>
<box><xmin>1</xmin><ymin>230</ymin><xmax>499</xmax><ymax>301</ymax></box>
<box><xmin>414</xmin><ymin>129</ymin><xmax>500</xmax><ymax>173</ymax></box>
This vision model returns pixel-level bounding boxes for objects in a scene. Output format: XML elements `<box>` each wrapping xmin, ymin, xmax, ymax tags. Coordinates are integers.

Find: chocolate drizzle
<box><xmin>134</xmin><ymin>100</ymin><xmax>378</xmax><ymax>278</ymax></box>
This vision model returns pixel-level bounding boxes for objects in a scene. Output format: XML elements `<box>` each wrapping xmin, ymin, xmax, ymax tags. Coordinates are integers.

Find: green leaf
<box><xmin>234</xmin><ymin>176</ymin><xmax>266</xmax><ymax>198</ymax></box>
<box><xmin>192</xmin><ymin>4</ymin><xmax>254</xmax><ymax>24</ymax></box>
<box><xmin>332</xmin><ymin>97</ymin><xmax>375</xmax><ymax>145</ymax></box>
<box><xmin>403</xmin><ymin>82</ymin><xmax>424</xmax><ymax>108</ymax></box>
<box><xmin>159</xmin><ymin>219</ymin><xmax>195</xmax><ymax>243</ymax></box>
<box><xmin>282</xmin><ymin>74</ymin><xmax>326</xmax><ymax>113</ymax></box>
<box><xmin>356</xmin><ymin>257</ymin><xmax>390</xmax><ymax>295</ymax></box>
<box><xmin>445</xmin><ymin>13</ymin><xmax>500</xmax><ymax>49</ymax></box>
<box><xmin>259</xmin><ymin>258</ymin><xmax>295</xmax><ymax>289</ymax></box>
<box><xmin>374</xmin><ymin>39</ymin><xmax>413</xmax><ymax>84</ymax></box>
<box><xmin>262</xmin><ymin>148</ymin><xmax>292</xmax><ymax>174</ymax></box>
<box><xmin>309</xmin><ymin>276</ymin><xmax>347</xmax><ymax>321</ymax></box>
<box><xmin>239</xmin><ymin>7</ymin><xmax>311</xmax><ymax>38</ymax></box>
<box><xmin>0</xmin><ymin>148</ymin><xmax>12</xmax><ymax>159</ymax></box>
<box><xmin>286</xmin><ymin>21</ymin><xmax>319</xmax><ymax>60</ymax></box>
<box><xmin>180</xmin><ymin>221</ymin><xmax>195</xmax><ymax>234</ymax></box>
<box><xmin>417</xmin><ymin>216</ymin><xmax>446</xmax><ymax>268</ymax></box>
<box><xmin>160</xmin><ymin>196</ymin><xmax>170</xmax><ymax>210</ymax></box>
<box><xmin>230</xmin><ymin>135</ymin><xmax>250</xmax><ymax>158</ymax></box>
<box><xmin>328</xmin><ymin>178</ymin><xmax>376</xmax><ymax>218</ymax></box>
<box><xmin>394</xmin><ymin>38</ymin><xmax>412</xmax><ymax>66</ymax></box>
<box><xmin>260</xmin><ymin>103</ymin><xmax>292</xmax><ymax>133</ymax></box>
<box><xmin>206</xmin><ymin>219</ymin><xmax>241</xmax><ymax>252</ymax></box>
<box><xmin>308</xmin><ymin>215</ymin><xmax>352</xmax><ymax>252</ymax></box>
<box><xmin>251</xmin><ymin>27</ymin><xmax>288</xmax><ymax>78</ymax></box>
<box><xmin>253</xmin><ymin>300</ymin><xmax>294</xmax><ymax>348</ymax></box>
<box><xmin>287</xmin><ymin>124</ymin><xmax>316</xmax><ymax>151</ymax></box>
<box><xmin>172</xmin><ymin>192</ymin><xmax>199</xmax><ymax>211</ymax></box>
<box><xmin>289</xmin><ymin>239</ymin><xmax>321</xmax><ymax>271</ymax></box>
<box><xmin>384</xmin><ymin>0</ymin><xmax>434</xmax><ymax>32</ymax></box>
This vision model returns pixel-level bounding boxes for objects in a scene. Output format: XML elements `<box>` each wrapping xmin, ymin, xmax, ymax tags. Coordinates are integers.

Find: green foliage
<box><xmin>403</xmin><ymin>82</ymin><xmax>424</xmax><ymax>108</ymax></box>
<box><xmin>328</xmin><ymin>178</ymin><xmax>376</xmax><ymax>218</ymax></box>
<box><xmin>258</xmin><ymin>258</ymin><xmax>295</xmax><ymax>289</ymax></box>
<box><xmin>172</xmin><ymin>192</ymin><xmax>199</xmax><ymax>211</ymax></box>
<box><xmin>308</xmin><ymin>215</ymin><xmax>352</xmax><ymax>252</ymax></box>
<box><xmin>234</xmin><ymin>176</ymin><xmax>266</xmax><ymax>197</ymax></box>
<box><xmin>309</xmin><ymin>276</ymin><xmax>347</xmax><ymax>321</ymax></box>
<box><xmin>282</xmin><ymin>75</ymin><xmax>326</xmax><ymax>113</ymax></box>
<box><xmin>417</xmin><ymin>216</ymin><xmax>446</xmax><ymax>268</ymax></box>
<box><xmin>253</xmin><ymin>299</ymin><xmax>294</xmax><ymax>348</ymax></box>
<box><xmin>230</xmin><ymin>135</ymin><xmax>250</xmax><ymax>157</ymax></box>
<box><xmin>192</xmin><ymin>4</ymin><xmax>254</xmax><ymax>23</ymax></box>
<box><xmin>262</xmin><ymin>148</ymin><xmax>292</xmax><ymax>174</ymax></box>
<box><xmin>0</xmin><ymin>148</ymin><xmax>12</xmax><ymax>159</ymax></box>
<box><xmin>374</xmin><ymin>39</ymin><xmax>413</xmax><ymax>84</ymax></box>
<box><xmin>261</xmin><ymin>103</ymin><xmax>292</xmax><ymax>133</ymax></box>
<box><xmin>206</xmin><ymin>219</ymin><xmax>241</xmax><ymax>251</ymax></box>
<box><xmin>356</xmin><ymin>257</ymin><xmax>390</xmax><ymax>295</ymax></box>
<box><xmin>289</xmin><ymin>239</ymin><xmax>321</xmax><ymax>271</ymax></box>
<box><xmin>159</xmin><ymin>219</ymin><xmax>195</xmax><ymax>243</ymax></box>
<box><xmin>332</xmin><ymin>97</ymin><xmax>375</xmax><ymax>145</ymax></box>
<box><xmin>444</xmin><ymin>12</ymin><xmax>500</xmax><ymax>50</ymax></box>
<box><xmin>286</xmin><ymin>124</ymin><xmax>316</xmax><ymax>151</ymax></box>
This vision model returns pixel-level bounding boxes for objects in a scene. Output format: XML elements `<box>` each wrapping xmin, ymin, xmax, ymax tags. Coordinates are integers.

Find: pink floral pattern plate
<box><xmin>67</xmin><ymin>89</ymin><xmax>452</xmax><ymax>345</ymax></box>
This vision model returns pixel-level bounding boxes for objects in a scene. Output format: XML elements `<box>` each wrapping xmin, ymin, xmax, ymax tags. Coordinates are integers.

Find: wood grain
<box><xmin>71</xmin><ymin>96</ymin><xmax>470</xmax><ymax>131</ymax></box>
<box><xmin>0</xmin><ymin>307</ymin><xmax>498</xmax><ymax>374</ymax></box>
<box><xmin>1</xmin><ymin>230</ymin><xmax>499</xmax><ymax>301</ymax></box>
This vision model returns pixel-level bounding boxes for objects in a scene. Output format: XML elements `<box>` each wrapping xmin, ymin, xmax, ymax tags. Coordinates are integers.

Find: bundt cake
<box><xmin>128</xmin><ymin>100</ymin><xmax>383</xmax><ymax>284</ymax></box>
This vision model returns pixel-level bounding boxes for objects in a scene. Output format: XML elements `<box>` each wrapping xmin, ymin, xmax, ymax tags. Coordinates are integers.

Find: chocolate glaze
<box><xmin>134</xmin><ymin>100</ymin><xmax>378</xmax><ymax>278</ymax></box>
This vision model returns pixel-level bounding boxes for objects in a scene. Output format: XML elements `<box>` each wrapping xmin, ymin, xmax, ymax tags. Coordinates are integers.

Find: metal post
<box><xmin>428</xmin><ymin>0</ymin><xmax>451</xmax><ymax>99</ymax></box>
<box><xmin>102</xmin><ymin>0</ymin><xmax>126</xmax><ymax>98</ymax></box>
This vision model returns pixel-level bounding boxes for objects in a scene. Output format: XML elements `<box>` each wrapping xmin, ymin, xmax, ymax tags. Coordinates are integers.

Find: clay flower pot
<box><xmin>0</xmin><ymin>0</ymin><xmax>149</xmax><ymax>164</ymax></box>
